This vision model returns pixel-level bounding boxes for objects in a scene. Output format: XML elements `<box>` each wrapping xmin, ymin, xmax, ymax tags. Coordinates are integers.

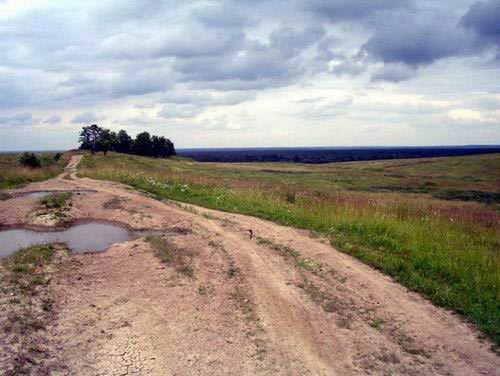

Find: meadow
<box><xmin>0</xmin><ymin>152</ymin><xmax>70</xmax><ymax>191</ymax></box>
<box><xmin>78</xmin><ymin>152</ymin><xmax>500</xmax><ymax>344</ymax></box>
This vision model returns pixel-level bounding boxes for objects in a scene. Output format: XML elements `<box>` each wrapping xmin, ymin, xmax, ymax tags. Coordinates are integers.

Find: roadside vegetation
<box><xmin>37</xmin><ymin>192</ymin><xmax>73</xmax><ymax>221</ymax></box>
<box><xmin>79</xmin><ymin>152</ymin><xmax>500</xmax><ymax>344</ymax></box>
<box><xmin>0</xmin><ymin>244</ymin><xmax>64</xmax><ymax>374</ymax></box>
<box><xmin>0</xmin><ymin>152</ymin><xmax>69</xmax><ymax>190</ymax></box>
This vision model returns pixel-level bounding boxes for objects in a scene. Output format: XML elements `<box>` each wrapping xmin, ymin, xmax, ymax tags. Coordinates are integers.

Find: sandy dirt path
<box><xmin>0</xmin><ymin>155</ymin><xmax>498</xmax><ymax>375</ymax></box>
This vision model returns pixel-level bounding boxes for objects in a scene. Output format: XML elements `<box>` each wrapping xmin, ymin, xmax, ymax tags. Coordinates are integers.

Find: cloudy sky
<box><xmin>1</xmin><ymin>0</ymin><xmax>499</xmax><ymax>150</ymax></box>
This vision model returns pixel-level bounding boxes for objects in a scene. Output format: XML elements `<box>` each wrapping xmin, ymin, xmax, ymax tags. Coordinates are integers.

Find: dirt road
<box><xmin>0</xmin><ymin>155</ymin><xmax>498</xmax><ymax>375</ymax></box>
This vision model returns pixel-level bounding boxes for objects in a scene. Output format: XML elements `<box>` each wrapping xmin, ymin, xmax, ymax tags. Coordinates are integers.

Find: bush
<box><xmin>19</xmin><ymin>153</ymin><xmax>41</xmax><ymax>168</ymax></box>
<box><xmin>54</xmin><ymin>153</ymin><xmax>62</xmax><ymax>161</ymax></box>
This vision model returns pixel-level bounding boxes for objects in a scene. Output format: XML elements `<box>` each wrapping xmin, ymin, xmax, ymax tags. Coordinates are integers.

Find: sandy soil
<box><xmin>0</xmin><ymin>155</ymin><xmax>498</xmax><ymax>375</ymax></box>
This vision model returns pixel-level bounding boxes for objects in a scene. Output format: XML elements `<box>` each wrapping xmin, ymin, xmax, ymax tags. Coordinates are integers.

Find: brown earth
<box><xmin>0</xmin><ymin>155</ymin><xmax>499</xmax><ymax>375</ymax></box>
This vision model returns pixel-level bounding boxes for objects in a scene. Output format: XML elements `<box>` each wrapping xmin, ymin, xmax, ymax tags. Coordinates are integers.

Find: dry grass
<box><xmin>0</xmin><ymin>152</ymin><xmax>71</xmax><ymax>190</ymax></box>
<box><xmin>0</xmin><ymin>244</ymin><xmax>65</xmax><ymax>374</ymax></box>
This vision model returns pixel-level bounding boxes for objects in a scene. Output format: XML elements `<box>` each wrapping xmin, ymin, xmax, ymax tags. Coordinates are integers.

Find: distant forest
<box><xmin>79</xmin><ymin>124</ymin><xmax>176</xmax><ymax>158</ymax></box>
<box><xmin>178</xmin><ymin>146</ymin><xmax>500</xmax><ymax>164</ymax></box>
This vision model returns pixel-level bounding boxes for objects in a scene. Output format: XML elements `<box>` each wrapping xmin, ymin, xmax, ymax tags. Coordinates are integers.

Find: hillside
<box><xmin>0</xmin><ymin>153</ymin><xmax>498</xmax><ymax>374</ymax></box>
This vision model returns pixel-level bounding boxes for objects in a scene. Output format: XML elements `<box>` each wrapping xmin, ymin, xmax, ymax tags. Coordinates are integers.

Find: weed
<box><xmin>145</xmin><ymin>235</ymin><xmax>194</xmax><ymax>277</ymax></box>
<box><xmin>40</xmin><ymin>192</ymin><xmax>72</xmax><ymax>210</ymax></box>
<box><xmin>227</xmin><ymin>263</ymin><xmax>238</xmax><ymax>278</ymax></box>
<box><xmin>197</xmin><ymin>286</ymin><xmax>207</xmax><ymax>295</ymax></box>
<box><xmin>256</xmin><ymin>237</ymin><xmax>325</xmax><ymax>277</ymax></box>
<box><xmin>370</xmin><ymin>319</ymin><xmax>383</xmax><ymax>330</ymax></box>
<box><xmin>103</xmin><ymin>196</ymin><xmax>127</xmax><ymax>209</ymax></box>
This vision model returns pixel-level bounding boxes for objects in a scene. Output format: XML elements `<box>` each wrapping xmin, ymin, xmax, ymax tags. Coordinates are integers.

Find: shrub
<box><xmin>19</xmin><ymin>153</ymin><xmax>41</xmax><ymax>168</ymax></box>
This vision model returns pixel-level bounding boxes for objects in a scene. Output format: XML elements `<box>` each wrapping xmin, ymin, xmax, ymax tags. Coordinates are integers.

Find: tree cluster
<box><xmin>79</xmin><ymin>124</ymin><xmax>176</xmax><ymax>157</ymax></box>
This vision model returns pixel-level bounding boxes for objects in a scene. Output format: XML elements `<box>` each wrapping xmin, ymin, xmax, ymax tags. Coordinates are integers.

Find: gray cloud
<box><xmin>461</xmin><ymin>0</ymin><xmax>500</xmax><ymax>55</ymax></box>
<box><xmin>304</xmin><ymin>0</ymin><xmax>412</xmax><ymax>21</ymax></box>
<box><xmin>44</xmin><ymin>115</ymin><xmax>62</xmax><ymax>124</ymax></box>
<box><xmin>0</xmin><ymin>0</ymin><xmax>499</xmax><ymax>150</ymax></box>
<box><xmin>371</xmin><ymin>64</ymin><xmax>416</xmax><ymax>82</ymax></box>
<box><xmin>71</xmin><ymin>111</ymin><xmax>103</xmax><ymax>124</ymax></box>
<box><xmin>461</xmin><ymin>0</ymin><xmax>500</xmax><ymax>38</ymax></box>
<box><xmin>0</xmin><ymin>113</ymin><xmax>37</xmax><ymax>127</ymax></box>
<box><xmin>362</xmin><ymin>10</ymin><xmax>473</xmax><ymax>66</ymax></box>
<box><xmin>158</xmin><ymin>105</ymin><xmax>205</xmax><ymax>119</ymax></box>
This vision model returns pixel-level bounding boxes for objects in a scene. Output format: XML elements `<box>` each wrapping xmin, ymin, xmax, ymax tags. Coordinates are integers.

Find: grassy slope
<box><xmin>79</xmin><ymin>153</ymin><xmax>500</xmax><ymax>344</ymax></box>
<box><xmin>0</xmin><ymin>153</ymin><xmax>70</xmax><ymax>190</ymax></box>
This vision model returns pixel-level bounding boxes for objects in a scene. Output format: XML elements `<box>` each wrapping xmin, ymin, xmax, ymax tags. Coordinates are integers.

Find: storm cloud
<box><xmin>0</xmin><ymin>0</ymin><xmax>499</xmax><ymax>150</ymax></box>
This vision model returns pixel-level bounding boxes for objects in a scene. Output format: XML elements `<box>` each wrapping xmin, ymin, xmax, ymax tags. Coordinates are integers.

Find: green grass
<box><xmin>0</xmin><ymin>152</ymin><xmax>70</xmax><ymax>190</ymax></box>
<box><xmin>40</xmin><ymin>192</ymin><xmax>72</xmax><ymax>210</ymax></box>
<box><xmin>3</xmin><ymin>244</ymin><xmax>55</xmax><ymax>295</ymax></box>
<box><xmin>79</xmin><ymin>152</ymin><xmax>500</xmax><ymax>344</ymax></box>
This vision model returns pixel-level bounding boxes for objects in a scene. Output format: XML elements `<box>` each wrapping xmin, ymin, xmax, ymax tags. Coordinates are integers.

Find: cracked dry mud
<box><xmin>0</xmin><ymin>155</ymin><xmax>499</xmax><ymax>375</ymax></box>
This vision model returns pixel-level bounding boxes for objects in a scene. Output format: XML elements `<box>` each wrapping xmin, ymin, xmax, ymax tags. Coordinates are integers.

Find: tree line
<box><xmin>79</xmin><ymin>124</ymin><xmax>176</xmax><ymax>157</ymax></box>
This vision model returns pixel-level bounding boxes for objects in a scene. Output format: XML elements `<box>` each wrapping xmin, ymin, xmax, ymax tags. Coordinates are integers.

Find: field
<box><xmin>78</xmin><ymin>152</ymin><xmax>500</xmax><ymax>343</ymax></box>
<box><xmin>0</xmin><ymin>152</ymin><xmax>70</xmax><ymax>191</ymax></box>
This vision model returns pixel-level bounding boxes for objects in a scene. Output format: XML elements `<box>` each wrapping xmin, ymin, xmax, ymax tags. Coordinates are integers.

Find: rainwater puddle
<box><xmin>0</xmin><ymin>222</ymin><xmax>131</xmax><ymax>257</ymax></box>
<box><xmin>18</xmin><ymin>190</ymin><xmax>96</xmax><ymax>199</ymax></box>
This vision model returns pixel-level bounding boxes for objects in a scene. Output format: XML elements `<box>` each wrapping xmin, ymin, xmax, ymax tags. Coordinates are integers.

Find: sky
<box><xmin>0</xmin><ymin>0</ymin><xmax>499</xmax><ymax>151</ymax></box>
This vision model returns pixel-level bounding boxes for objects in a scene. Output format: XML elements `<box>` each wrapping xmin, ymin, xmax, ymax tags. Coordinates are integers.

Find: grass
<box><xmin>78</xmin><ymin>152</ymin><xmax>500</xmax><ymax>344</ymax></box>
<box><xmin>40</xmin><ymin>192</ymin><xmax>72</xmax><ymax>210</ymax></box>
<box><xmin>37</xmin><ymin>192</ymin><xmax>73</xmax><ymax>220</ymax></box>
<box><xmin>145</xmin><ymin>235</ymin><xmax>194</xmax><ymax>277</ymax></box>
<box><xmin>256</xmin><ymin>236</ymin><xmax>326</xmax><ymax>277</ymax></box>
<box><xmin>1</xmin><ymin>244</ymin><xmax>62</xmax><ymax>374</ymax></box>
<box><xmin>4</xmin><ymin>244</ymin><xmax>55</xmax><ymax>294</ymax></box>
<box><xmin>0</xmin><ymin>152</ymin><xmax>70</xmax><ymax>190</ymax></box>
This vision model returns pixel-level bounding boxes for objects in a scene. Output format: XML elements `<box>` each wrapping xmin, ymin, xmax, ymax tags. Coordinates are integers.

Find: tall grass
<box><xmin>0</xmin><ymin>153</ymin><xmax>70</xmax><ymax>190</ymax></box>
<box><xmin>79</xmin><ymin>153</ymin><xmax>500</xmax><ymax>344</ymax></box>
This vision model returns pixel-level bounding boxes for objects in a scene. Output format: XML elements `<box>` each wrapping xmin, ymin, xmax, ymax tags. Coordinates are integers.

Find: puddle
<box><xmin>17</xmin><ymin>190</ymin><xmax>96</xmax><ymax>199</ymax></box>
<box><xmin>0</xmin><ymin>222</ymin><xmax>131</xmax><ymax>257</ymax></box>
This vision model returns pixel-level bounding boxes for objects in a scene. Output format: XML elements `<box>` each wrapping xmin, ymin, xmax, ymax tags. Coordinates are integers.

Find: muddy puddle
<box><xmin>0</xmin><ymin>222</ymin><xmax>131</xmax><ymax>257</ymax></box>
<box><xmin>17</xmin><ymin>190</ymin><xmax>96</xmax><ymax>199</ymax></box>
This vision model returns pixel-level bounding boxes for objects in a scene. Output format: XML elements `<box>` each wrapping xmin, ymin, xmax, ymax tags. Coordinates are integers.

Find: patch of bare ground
<box><xmin>0</xmin><ymin>155</ymin><xmax>498</xmax><ymax>375</ymax></box>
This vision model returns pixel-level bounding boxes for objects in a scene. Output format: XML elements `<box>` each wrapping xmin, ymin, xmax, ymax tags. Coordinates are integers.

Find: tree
<box><xmin>79</xmin><ymin>124</ymin><xmax>102</xmax><ymax>154</ymax></box>
<box><xmin>165</xmin><ymin>139</ymin><xmax>176</xmax><ymax>157</ymax></box>
<box><xmin>96</xmin><ymin>129</ymin><xmax>117</xmax><ymax>156</ymax></box>
<box><xmin>19</xmin><ymin>152</ymin><xmax>41</xmax><ymax>168</ymax></box>
<box><xmin>115</xmin><ymin>130</ymin><xmax>132</xmax><ymax>154</ymax></box>
<box><xmin>151</xmin><ymin>135</ymin><xmax>165</xmax><ymax>157</ymax></box>
<box><xmin>132</xmin><ymin>131</ymin><xmax>152</xmax><ymax>156</ymax></box>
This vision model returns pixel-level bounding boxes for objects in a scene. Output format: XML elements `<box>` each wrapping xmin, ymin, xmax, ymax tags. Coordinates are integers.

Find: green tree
<box><xmin>115</xmin><ymin>130</ymin><xmax>133</xmax><ymax>154</ymax></box>
<box><xmin>151</xmin><ymin>135</ymin><xmax>166</xmax><ymax>157</ymax></box>
<box><xmin>79</xmin><ymin>124</ymin><xmax>102</xmax><ymax>154</ymax></box>
<box><xmin>96</xmin><ymin>129</ymin><xmax>117</xmax><ymax>156</ymax></box>
<box><xmin>165</xmin><ymin>138</ymin><xmax>176</xmax><ymax>157</ymax></box>
<box><xmin>133</xmin><ymin>132</ymin><xmax>152</xmax><ymax>156</ymax></box>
